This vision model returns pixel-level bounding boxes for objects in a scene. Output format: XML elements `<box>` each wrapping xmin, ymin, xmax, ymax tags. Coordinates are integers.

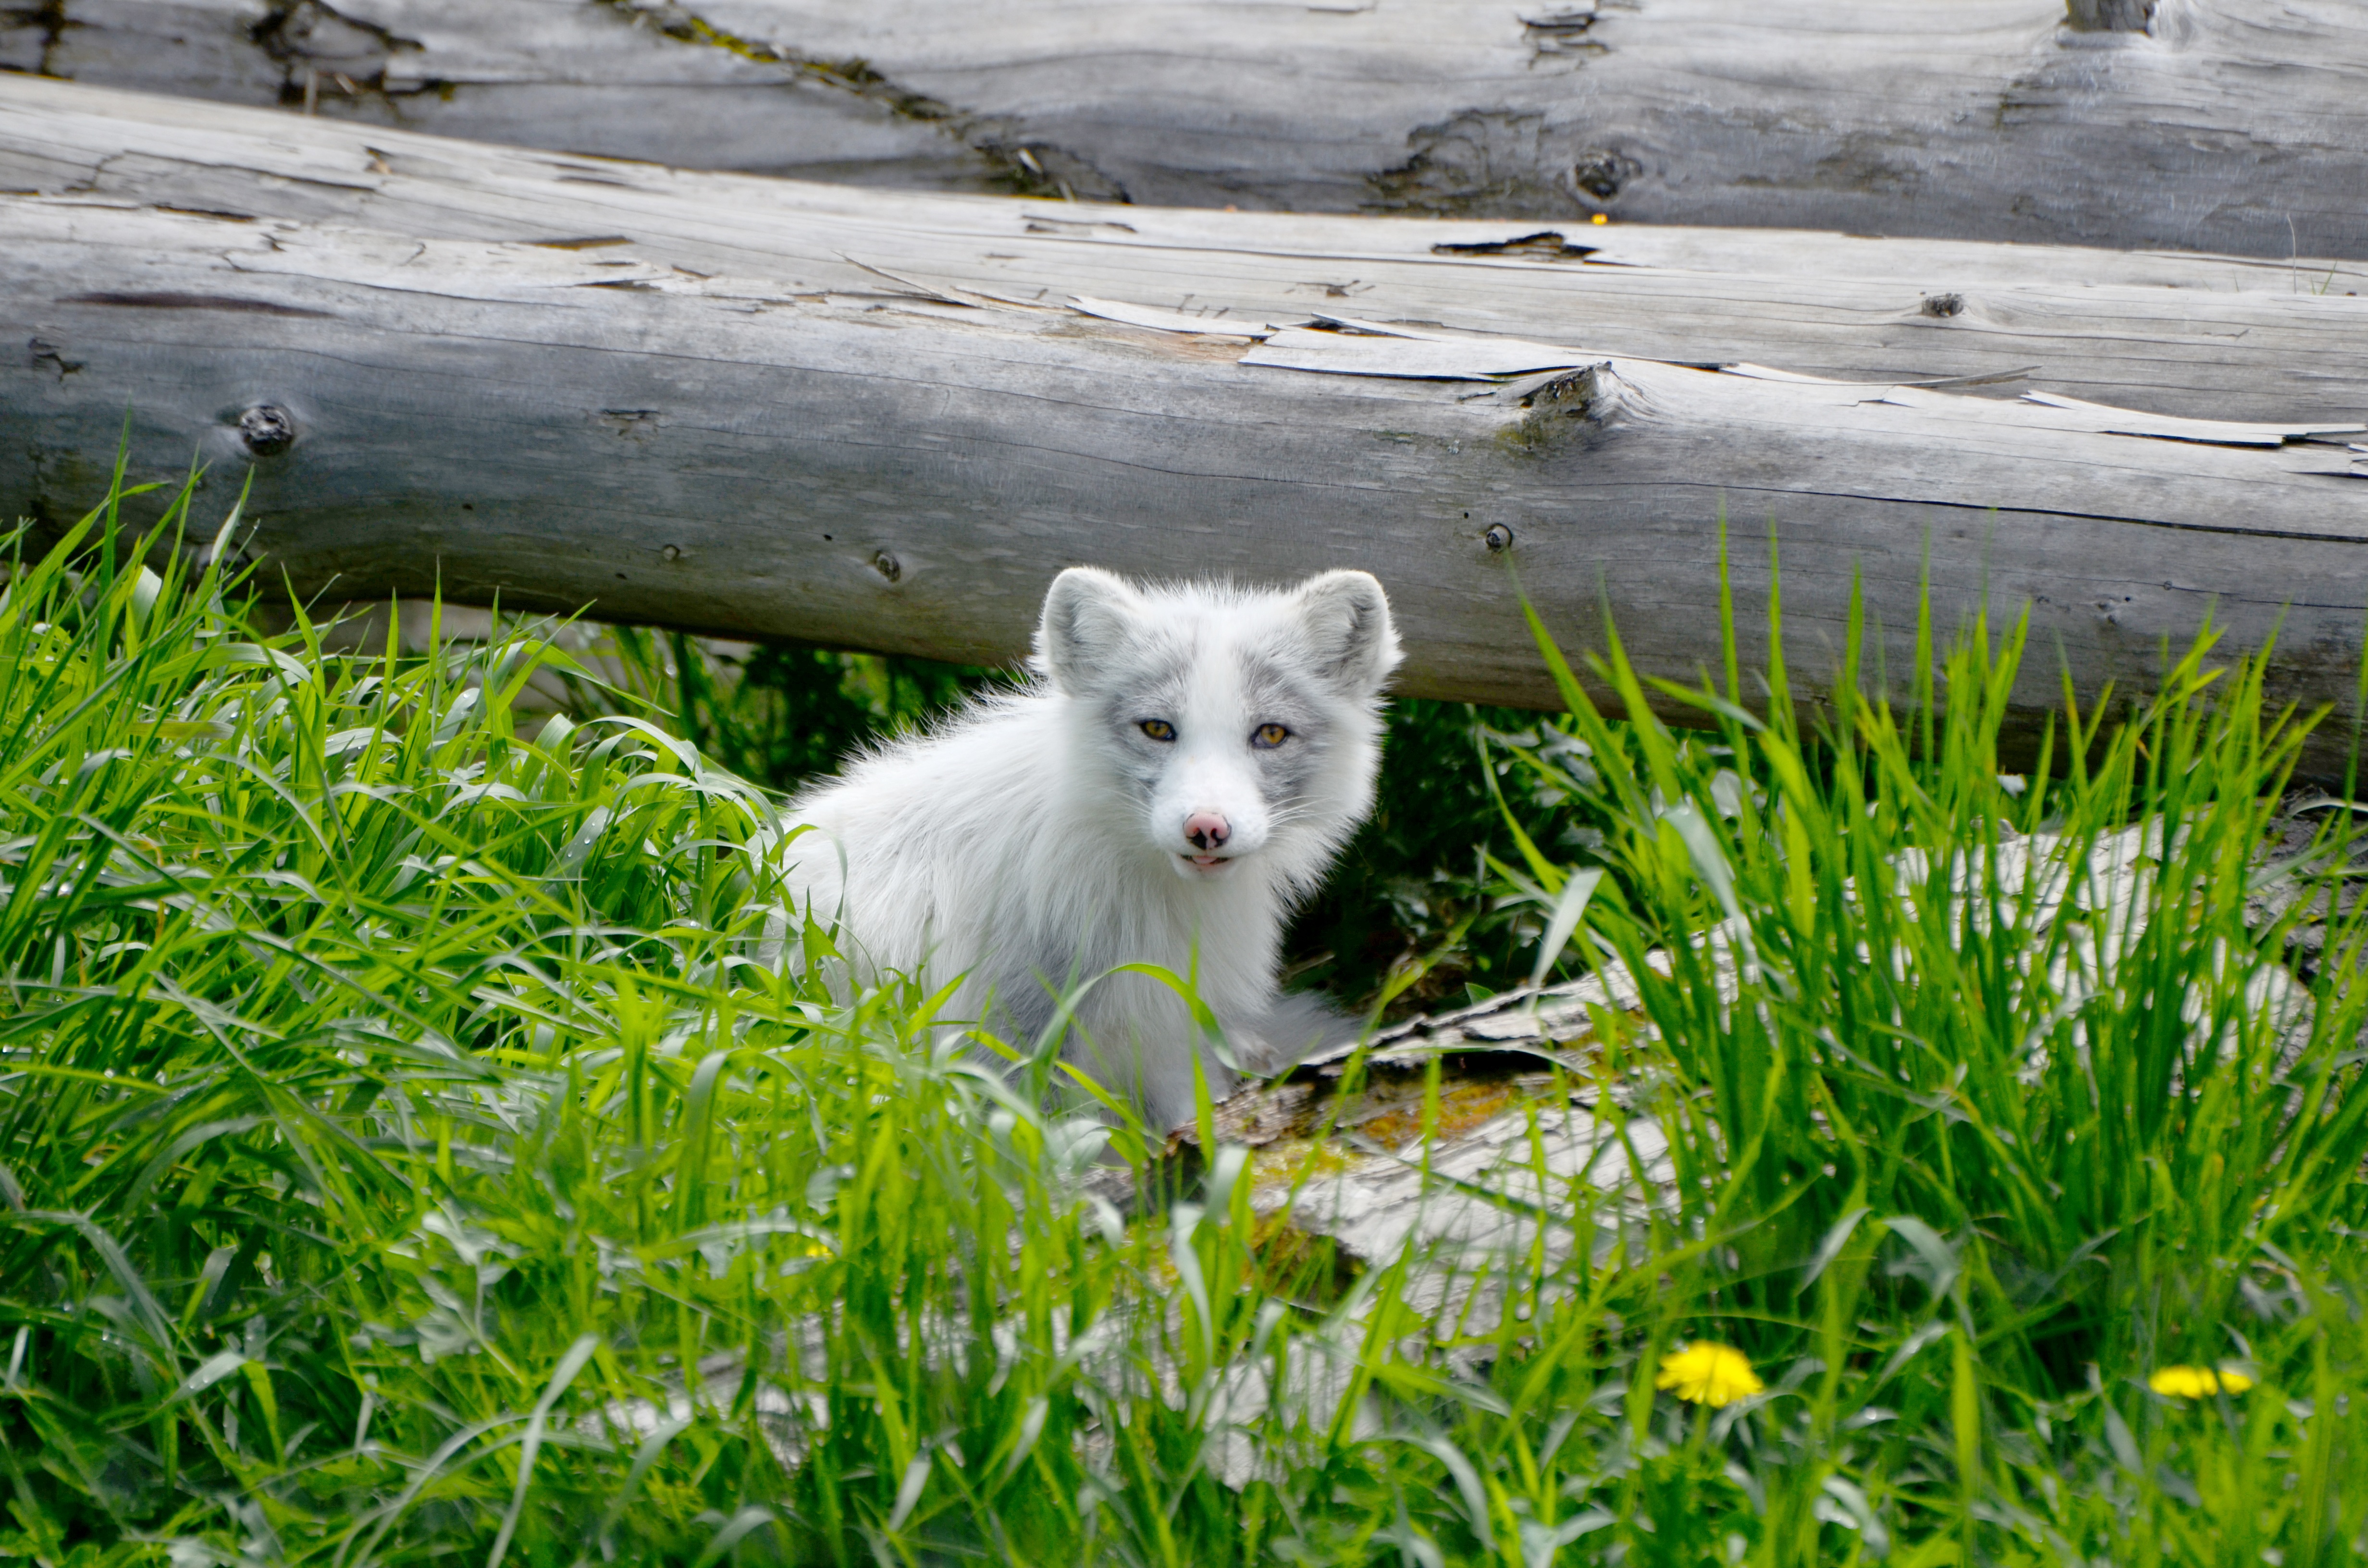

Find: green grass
<box><xmin>5</xmin><ymin>469</ymin><xmax>2367</xmax><ymax>1566</ymax></box>
<box><xmin>603</xmin><ymin>627</ymin><xmax>1000</xmax><ymax>795</ymax></box>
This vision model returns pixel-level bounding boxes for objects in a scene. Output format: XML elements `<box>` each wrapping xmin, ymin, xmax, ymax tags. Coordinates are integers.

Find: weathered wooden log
<box><xmin>5</xmin><ymin>76</ymin><xmax>2365</xmax><ymax>428</ymax></box>
<box><xmin>12</xmin><ymin>0</ymin><xmax>2368</xmax><ymax>259</ymax></box>
<box><xmin>5</xmin><ymin>79</ymin><xmax>2368</xmax><ymax>776</ymax></box>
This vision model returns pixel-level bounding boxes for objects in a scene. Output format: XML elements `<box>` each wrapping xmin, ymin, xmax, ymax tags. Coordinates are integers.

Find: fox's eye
<box><xmin>1139</xmin><ymin>719</ymin><xmax>1176</xmax><ymax>742</ymax></box>
<box><xmin>1251</xmin><ymin>723</ymin><xmax>1290</xmax><ymax>749</ymax></box>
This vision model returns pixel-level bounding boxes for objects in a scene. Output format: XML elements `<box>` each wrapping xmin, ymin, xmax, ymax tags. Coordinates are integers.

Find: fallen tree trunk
<box><xmin>14</xmin><ymin>0</ymin><xmax>2368</xmax><ymax>259</ymax></box>
<box><xmin>5</xmin><ymin>80</ymin><xmax>2368</xmax><ymax>774</ymax></box>
<box><xmin>6</xmin><ymin>78</ymin><xmax>2365</xmax><ymax>426</ymax></box>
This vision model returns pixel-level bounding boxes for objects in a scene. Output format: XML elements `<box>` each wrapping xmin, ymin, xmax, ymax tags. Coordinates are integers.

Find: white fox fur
<box><xmin>772</xmin><ymin>567</ymin><xmax>1400</xmax><ymax>1130</ymax></box>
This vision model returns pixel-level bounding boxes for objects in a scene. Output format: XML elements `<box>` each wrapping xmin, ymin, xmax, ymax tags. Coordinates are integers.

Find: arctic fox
<box><xmin>774</xmin><ymin>567</ymin><xmax>1400</xmax><ymax>1130</ymax></box>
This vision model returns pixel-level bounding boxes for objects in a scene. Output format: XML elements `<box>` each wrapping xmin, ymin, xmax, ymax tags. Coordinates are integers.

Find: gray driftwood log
<box><xmin>10</xmin><ymin>0</ymin><xmax>2367</xmax><ymax>259</ymax></box>
<box><xmin>5</xmin><ymin>77</ymin><xmax>2368</xmax><ymax>773</ymax></box>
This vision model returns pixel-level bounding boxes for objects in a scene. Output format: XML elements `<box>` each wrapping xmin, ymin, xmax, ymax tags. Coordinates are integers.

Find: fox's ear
<box><xmin>1294</xmin><ymin>570</ymin><xmax>1401</xmax><ymax>697</ymax></box>
<box><xmin>1037</xmin><ymin>567</ymin><xmax>1143</xmax><ymax>695</ymax></box>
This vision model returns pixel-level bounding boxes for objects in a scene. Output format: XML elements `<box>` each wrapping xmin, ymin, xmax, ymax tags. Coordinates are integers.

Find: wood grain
<box><xmin>3</xmin><ymin>76</ymin><xmax>2364</xmax><ymax>427</ymax></box>
<box><xmin>13</xmin><ymin>0</ymin><xmax>2368</xmax><ymax>257</ymax></box>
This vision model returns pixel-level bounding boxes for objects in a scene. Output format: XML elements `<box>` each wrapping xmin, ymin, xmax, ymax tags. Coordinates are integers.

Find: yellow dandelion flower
<box><xmin>2147</xmin><ymin>1365</ymin><xmax>2255</xmax><ymax>1399</ymax></box>
<box><xmin>1655</xmin><ymin>1342</ymin><xmax>1764</xmax><ymax>1407</ymax></box>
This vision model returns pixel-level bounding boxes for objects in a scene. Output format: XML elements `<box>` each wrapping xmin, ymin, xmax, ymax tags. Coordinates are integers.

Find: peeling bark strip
<box><xmin>12</xmin><ymin>0</ymin><xmax>2368</xmax><ymax>258</ymax></box>
<box><xmin>4</xmin><ymin>79</ymin><xmax>2368</xmax><ymax>777</ymax></box>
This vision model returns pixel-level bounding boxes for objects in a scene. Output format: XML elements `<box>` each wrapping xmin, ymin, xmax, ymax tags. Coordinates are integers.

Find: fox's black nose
<box><xmin>1184</xmin><ymin>812</ymin><xmax>1230</xmax><ymax>851</ymax></box>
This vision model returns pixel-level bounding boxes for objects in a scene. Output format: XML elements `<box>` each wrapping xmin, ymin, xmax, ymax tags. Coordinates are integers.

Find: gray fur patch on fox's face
<box><xmin>1036</xmin><ymin>567</ymin><xmax>1401</xmax><ymax>885</ymax></box>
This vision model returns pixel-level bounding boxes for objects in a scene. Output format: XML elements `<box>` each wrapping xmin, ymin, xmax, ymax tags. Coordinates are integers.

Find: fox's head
<box><xmin>1034</xmin><ymin>567</ymin><xmax>1401</xmax><ymax>888</ymax></box>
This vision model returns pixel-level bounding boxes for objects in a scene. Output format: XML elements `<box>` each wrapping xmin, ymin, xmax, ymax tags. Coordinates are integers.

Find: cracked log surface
<box><xmin>9</xmin><ymin>0</ymin><xmax>2367</xmax><ymax>258</ymax></box>
<box><xmin>5</xmin><ymin>78</ymin><xmax>2368</xmax><ymax>774</ymax></box>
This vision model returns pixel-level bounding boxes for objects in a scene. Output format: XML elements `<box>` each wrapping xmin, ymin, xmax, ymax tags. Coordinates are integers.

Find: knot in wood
<box><xmin>2065</xmin><ymin>0</ymin><xmax>2156</xmax><ymax>30</ymax></box>
<box><xmin>1504</xmin><ymin>362</ymin><xmax>1632</xmax><ymax>457</ymax></box>
<box><xmin>1921</xmin><ymin>292</ymin><xmax>1967</xmax><ymax>318</ymax></box>
<box><xmin>1523</xmin><ymin>371</ymin><xmax>1591</xmax><ymax>412</ymax></box>
<box><xmin>1484</xmin><ymin>523</ymin><xmax>1515</xmax><ymax>552</ymax></box>
<box><xmin>872</xmin><ymin>550</ymin><xmax>902</xmax><ymax>584</ymax></box>
<box><xmin>1570</xmin><ymin>149</ymin><xmax>1640</xmax><ymax>204</ymax></box>
<box><xmin>239</xmin><ymin>404</ymin><xmax>296</xmax><ymax>456</ymax></box>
